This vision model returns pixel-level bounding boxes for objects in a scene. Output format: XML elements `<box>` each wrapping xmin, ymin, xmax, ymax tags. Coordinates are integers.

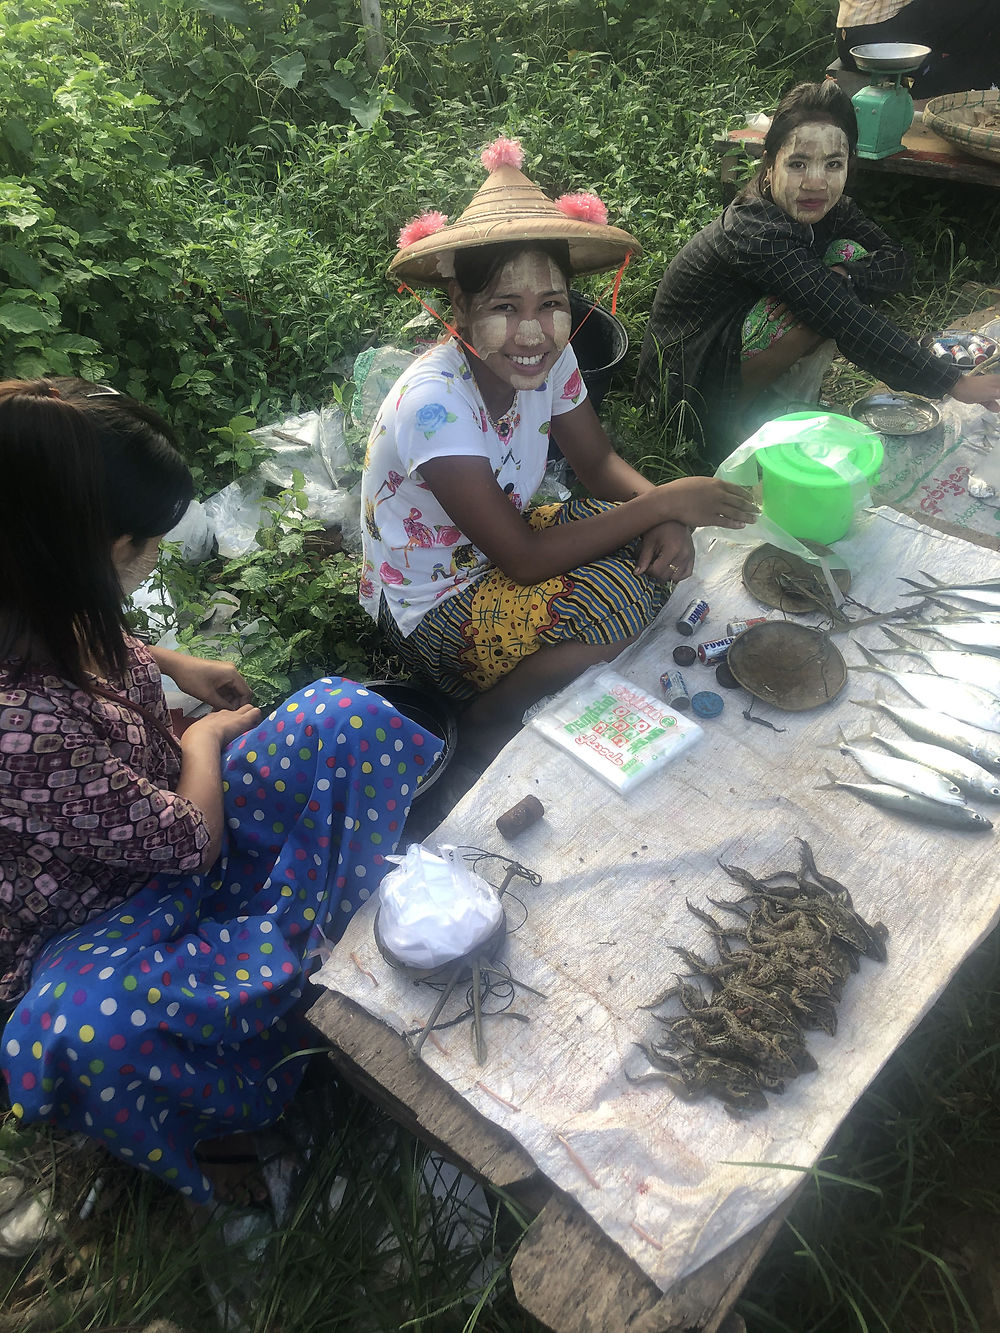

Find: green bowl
<box><xmin>758</xmin><ymin>413</ymin><xmax>884</xmax><ymax>545</ymax></box>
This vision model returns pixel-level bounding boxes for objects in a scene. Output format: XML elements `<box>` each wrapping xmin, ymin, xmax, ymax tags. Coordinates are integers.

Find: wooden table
<box><xmin>306</xmin><ymin>503</ymin><xmax>1000</xmax><ymax>1332</ymax></box>
<box><xmin>308</xmin><ymin>985</ymin><xmax>790</xmax><ymax>1333</ymax></box>
<box><xmin>719</xmin><ymin>120</ymin><xmax>1000</xmax><ymax>195</ymax></box>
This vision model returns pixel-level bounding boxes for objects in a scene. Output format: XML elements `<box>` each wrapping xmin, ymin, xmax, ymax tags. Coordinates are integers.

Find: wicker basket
<box><xmin>923</xmin><ymin>90</ymin><xmax>1000</xmax><ymax>166</ymax></box>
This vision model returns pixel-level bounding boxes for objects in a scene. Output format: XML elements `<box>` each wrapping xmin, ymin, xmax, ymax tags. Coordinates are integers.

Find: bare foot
<box><xmin>195</xmin><ymin>1132</ymin><xmax>269</xmax><ymax>1208</ymax></box>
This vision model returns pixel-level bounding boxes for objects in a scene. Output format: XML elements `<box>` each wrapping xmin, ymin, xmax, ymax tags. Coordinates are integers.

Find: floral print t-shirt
<box><xmin>359</xmin><ymin>340</ymin><xmax>587</xmax><ymax>635</ymax></box>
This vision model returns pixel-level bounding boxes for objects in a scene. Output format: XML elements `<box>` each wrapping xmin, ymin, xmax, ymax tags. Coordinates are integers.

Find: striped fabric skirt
<box><xmin>379</xmin><ymin>498</ymin><xmax>668</xmax><ymax>700</ymax></box>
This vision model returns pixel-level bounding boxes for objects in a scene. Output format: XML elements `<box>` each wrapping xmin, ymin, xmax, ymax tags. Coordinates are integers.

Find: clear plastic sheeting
<box><xmin>872</xmin><ymin>398</ymin><xmax>1000</xmax><ymax>547</ymax></box>
<box><xmin>202</xmin><ymin>475</ymin><xmax>268</xmax><ymax>559</ymax></box>
<box><xmin>351</xmin><ymin>346</ymin><xmax>417</xmax><ymax>434</ymax></box>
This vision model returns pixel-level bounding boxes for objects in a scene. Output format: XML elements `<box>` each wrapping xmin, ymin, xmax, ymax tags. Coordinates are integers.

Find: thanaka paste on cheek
<box><xmin>469</xmin><ymin>251</ymin><xmax>571</xmax><ymax>389</ymax></box>
<box><xmin>769</xmin><ymin>122</ymin><xmax>849</xmax><ymax>224</ymax></box>
<box><xmin>470</xmin><ymin>312</ymin><xmax>507</xmax><ymax>356</ymax></box>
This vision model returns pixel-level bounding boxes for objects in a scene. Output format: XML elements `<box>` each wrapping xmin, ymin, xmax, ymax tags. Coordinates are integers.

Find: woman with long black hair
<box><xmin>0</xmin><ymin>379</ymin><xmax>439</xmax><ymax>1205</ymax></box>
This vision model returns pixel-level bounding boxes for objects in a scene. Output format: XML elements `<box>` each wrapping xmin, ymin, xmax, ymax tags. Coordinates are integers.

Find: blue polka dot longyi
<box><xmin>2</xmin><ymin>678</ymin><xmax>441</xmax><ymax>1200</ymax></box>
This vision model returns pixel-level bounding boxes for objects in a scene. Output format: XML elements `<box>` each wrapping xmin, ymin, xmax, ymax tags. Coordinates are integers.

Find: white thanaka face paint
<box><xmin>464</xmin><ymin>252</ymin><xmax>571</xmax><ymax>391</ymax></box>
<box><xmin>768</xmin><ymin>121</ymin><xmax>849</xmax><ymax>225</ymax></box>
<box><xmin>470</xmin><ymin>313</ymin><xmax>507</xmax><ymax>356</ymax></box>
<box><xmin>551</xmin><ymin>309</ymin><xmax>571</xmax><ymax>352</ymax></box>
<box><xmin>116</xmin><ymin>535</ymin><xmax>163</xmax><ymax>597</ymax></box>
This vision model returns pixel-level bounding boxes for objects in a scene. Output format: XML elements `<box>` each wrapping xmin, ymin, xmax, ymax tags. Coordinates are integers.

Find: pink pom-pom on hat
<box><xmin>480</xmin><ymin>135</ymin><xmax>524</xmax><ymax>172</ymax></box>
<box><xmin>556</xmin><ymin>192</ymin><xmax>608</xmax><ymax>226</ymax></box>
<box><xmin>397</xmin><ymin>210</ymin><xmax>449</xmax><ymax>250</ymax></box>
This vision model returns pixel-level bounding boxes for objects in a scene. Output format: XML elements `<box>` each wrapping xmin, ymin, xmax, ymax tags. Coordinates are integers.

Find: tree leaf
<box><xmin>49</xmin><ymin>333</ymin><xmax>101</xmax><ymax>354</ymax></box>
<box><xmin>319</xmin><ymin>73</ymin><xmax>357</xmax><ymax>110</ymax></box>
<box><xmin>195</xmin><ymin>0</ymin><xmax>250</xmax><ymax>25</ymax></box>
<box><xmin>448</xmin><ymin>40</ymin><xmax>481</xmax><ymax>64</ymax></box>
<box><xmin>3</xmin><ymin>119</ymin><xmax>34</xmax><ymax>156</ymax></box>
<box><xmin>271</xmin><ymin>53</ymin><xmax>306</xmax><ymax>90</ymax></box>
<box><xmin>0</xmin><ymin>303</ymin><xmax>57</xmax><ymax>333</ymax></box>
<box><xmin>0</xmin><ymin>245</ymin><xmax>42</xmax><ymax>288</ymax></box>
<box><xmin>350</xmin><ymin>94</ymin><xmax>382</xmax><ymax>130</ymax></box>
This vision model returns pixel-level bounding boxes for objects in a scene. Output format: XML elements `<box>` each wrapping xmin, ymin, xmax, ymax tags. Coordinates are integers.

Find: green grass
<box><xmin>5</xmin><ymin>930</ymin><xmax>1000</xmax><ymax>1331</ymax></box>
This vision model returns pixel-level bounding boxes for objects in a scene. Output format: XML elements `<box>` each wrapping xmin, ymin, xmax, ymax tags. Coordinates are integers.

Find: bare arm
<box><xmin>951</xmin><ymin>373</ymin><xmax>1000</xmax><ymax>413</ymax></box>
<box><xmin>552</xmin><ymin>398</ymin><xmax>656</xmax><ymax>500</ymax></box>
<box><xmin>419</xmin><ymin>404</ymin><xmax>755</xmax><ymax>586</ymax></box>
<box><xmin>149</xmin><ymin>646</ymin><xmax>253</xmax><ymax>709</ymax></box>
<box><xmin>175</xmin><ymin>706</ymin><xmax>261</xmax><ymax>868</ymax></box>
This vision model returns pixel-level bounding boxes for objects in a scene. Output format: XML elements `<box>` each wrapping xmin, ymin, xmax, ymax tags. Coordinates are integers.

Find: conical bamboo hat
<box><xmin>389</xmin><ymin>150</ymin><xmax>641</xmax><ymax>287</ymax></box>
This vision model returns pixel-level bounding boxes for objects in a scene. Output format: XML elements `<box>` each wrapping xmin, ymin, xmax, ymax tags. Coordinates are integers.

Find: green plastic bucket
<box><xmin>758</xmin><ymin>413</ymin><xmax>884</xmax><ymax>544</ymax></box>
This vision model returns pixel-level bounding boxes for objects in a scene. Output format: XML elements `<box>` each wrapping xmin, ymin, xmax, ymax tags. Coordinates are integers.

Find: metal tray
<box><xmin>923</xmin><ymin>327</ymin><xmax>1000</xmax><ymax>374</ymax></box>
<box><xmin>727</xmin><ymin>622</ymin><xmax>847</xmax><ymax>711</ymax></box>
<box><xmin>849</xmin><ymin>42</ymin><xmax>930</xmax><ymax>73</ymax></box>
<box><xmin>850</xmin><ymin>391</ymin><xmax>940</xmax><ymax>436</ymax></box>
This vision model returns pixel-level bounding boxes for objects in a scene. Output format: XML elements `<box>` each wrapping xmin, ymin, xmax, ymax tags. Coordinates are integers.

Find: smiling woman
<box><xmin>359</xmin><ymin>137</ymin><xmax>759</xmax><ymax>759</ymax></box>
<box><xmin>634</xmin><ymin>80</ymin><xmax>1000</xmax><ymax>463</ymax></box>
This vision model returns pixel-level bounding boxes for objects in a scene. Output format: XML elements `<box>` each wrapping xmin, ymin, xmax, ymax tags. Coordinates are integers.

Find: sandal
<box><xmin>195</xmin><ymin>1133</ymin><xmax>271</xmax><ymax>1209</ymax></box>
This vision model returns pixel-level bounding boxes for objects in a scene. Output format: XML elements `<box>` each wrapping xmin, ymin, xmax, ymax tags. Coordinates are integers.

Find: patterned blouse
<box><xmin>0</xmin><ymin>639</ymin><xmax>209</xmax><ymax>1005</ymax></box>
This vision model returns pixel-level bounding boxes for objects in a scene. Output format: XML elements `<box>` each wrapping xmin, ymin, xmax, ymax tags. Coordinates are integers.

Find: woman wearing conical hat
<box><xmin>360</xmin><ymin>137</ymin><xmax>757</xmax><ymax>760</ymax></box>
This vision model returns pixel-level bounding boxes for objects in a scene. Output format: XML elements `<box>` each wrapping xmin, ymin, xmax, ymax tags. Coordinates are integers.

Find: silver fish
<box><xmin>865</xmin><ymin>731</ymin><xmax>1000</xmax><ymax>803</ymax></box>
<box><xmin>900</xmin><ymin>572</ymin><xmax>1000</xmax><ymax>606</ymax></box>
<box><xmin>875</xmin><ymin>629</ymin><xmax>1000</xmax><ymax>693</ymax></box>
<box><xmin>851</xmin><ymin>644</ymin><xmax>1000</xmax><ymax>732</ymax></box>
<box><xmin>819</xmin><ymin>771</ymin><xmax>992</xmax><ymax>832</ymax></box>
<box><xmin>825</xmin><ymin>727</ymin><xmax>964</xmax><ymax>804</ymax></box>
<box><xmin>852</xmin><ymin>699</ymin><xmax>1000</xmax><ymax>772</ymax></box>
<box><xmin>909</xmin><ymin>622</ymin><xmax>1000</xmax><ymax>653</ymax></box>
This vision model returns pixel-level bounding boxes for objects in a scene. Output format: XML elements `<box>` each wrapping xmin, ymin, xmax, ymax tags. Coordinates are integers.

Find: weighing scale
<box><xmin>850</xmin><ymin>42</ymin><xmax>931</xmax><ymax>159</ymax></box>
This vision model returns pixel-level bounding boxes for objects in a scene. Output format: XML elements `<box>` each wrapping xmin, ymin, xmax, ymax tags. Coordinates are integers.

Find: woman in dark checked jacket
<box><xmin>635</xmin><ymin>81</ymin><xmax>1000</xmax><ymax>464</ymax></box>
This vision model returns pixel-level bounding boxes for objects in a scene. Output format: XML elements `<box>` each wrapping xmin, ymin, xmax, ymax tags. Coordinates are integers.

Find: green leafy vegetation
<box><xmin>4</xmin><ymin>1</ymin><xmax>1000</xmax><ymax>1329</ymax></box>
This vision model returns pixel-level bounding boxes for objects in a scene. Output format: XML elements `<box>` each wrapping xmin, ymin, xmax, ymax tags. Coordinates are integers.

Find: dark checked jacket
<box><xmin>634</xmin><ymin>193</ymin><xmax>961</xmax><ymax>463</ymax></box>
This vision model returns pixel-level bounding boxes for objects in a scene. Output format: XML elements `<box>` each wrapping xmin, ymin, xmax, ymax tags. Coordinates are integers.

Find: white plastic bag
<box><xmin>202</xmin><ymin>476</ymin><xmax>267</xmax><ymax>558</ymax></box>
<box><xmin>378</xmin><ymin>844</ymin><xmax>504</xmax><ymax>970</ymax></box>
<box><xmin>253</xmin><ymin>405</ymin><xmax>356</xmax><ymax>527</ymax></box>
<box><xmin>163</xmin><ymin>498</ymin><xmax>214</xmax><ymax>563</ymax></box>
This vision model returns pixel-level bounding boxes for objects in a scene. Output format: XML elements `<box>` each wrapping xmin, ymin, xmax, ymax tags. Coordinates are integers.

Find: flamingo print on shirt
<box><xmin>359</xmin><ymin>340</ymin><xmax>587</xmax><ymax>634</ymax></box>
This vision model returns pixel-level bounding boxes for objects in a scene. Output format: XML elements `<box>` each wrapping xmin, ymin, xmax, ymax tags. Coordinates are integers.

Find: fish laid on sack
<box><xmin>908</xmin><ymin>622</ymin><xmax>1000</xmax><ymax>653</ymax></box>
<box><xmin>900</xmin><ymin>573</ymin><xmax>1000</xmax><ymax>608</ymax></box>
<box><xmin>635</xmin><ymin>841</ymin><xmax>887</xmax><ymax>1117</ymax></box>
<box><xmin>874</xmin><ymin>628</ymin><xmax>1000</xmax><ymax>693</ymax></box>
<box><xmin>863</xmin><ymin>731</ymin><xmax>1000</xmax><ymax>803</ymax></box>
<box><xmin>851</xmin><ymin>643</ymin><xmax>1000</xmax><ymax>732</ymax></box>
<box><xmin>819</xmin><ymin>770</ymin><xmax>993</xmax><ymax>831</ymax></box>
<box><xmin>822</xmin><ymin>727</ymin><xmax>964</xmax><ymax>804</ymax></box>
<box><xmin>852</xmin><ymin>698</ymin><xmax>1000</xmax><ymax>773</ymax></box>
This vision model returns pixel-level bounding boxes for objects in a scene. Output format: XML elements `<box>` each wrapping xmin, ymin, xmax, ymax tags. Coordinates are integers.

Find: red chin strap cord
<box><xmin>395</xmin><ymin>252</ymin><xmax>632</xmax><ymax>354</ymax></box>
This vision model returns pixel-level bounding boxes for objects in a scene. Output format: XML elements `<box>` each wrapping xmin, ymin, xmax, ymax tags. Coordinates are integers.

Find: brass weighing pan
<box><xmin>728</xmin><ymin>622</ymin><xmax>847</xmax><ymax>711</ymax></box>
<box><xmin>742</xmin><ymin>542</ymin><xmax>851</xmax><ymax>615</ymax></box>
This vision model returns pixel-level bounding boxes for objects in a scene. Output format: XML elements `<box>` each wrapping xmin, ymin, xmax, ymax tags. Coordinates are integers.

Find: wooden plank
<box><xmin>510</xmin><ymin>1186</ymin><xmax>797</xmax><ymax>1333</ymax></box>
<box><xmin>718</xmin><ymin>125</ymin><xmax>1000</xmax><ymax>190</ymax></box>
<box><xmin>309</xmin><ymin>985</ymin><xmax>788</xmax><ymax>1332</ymax></box>
<box><xmin>307</xmin><ymin>987</ymin><xmax>546</xmax><ymax>1204</ymax></box>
